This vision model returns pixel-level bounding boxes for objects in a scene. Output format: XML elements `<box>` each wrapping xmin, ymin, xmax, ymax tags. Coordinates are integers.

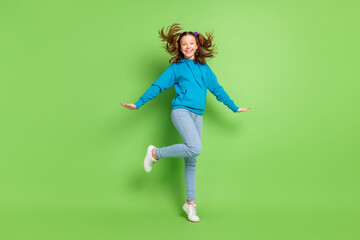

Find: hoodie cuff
<box><xmin>231</xmin><ymin>104</ymin><xmax>239</xmax><ymax>113</ymax></box>
<box><xmin>135</xmin><ymin>100</ymin><xmax>144</xmax><ymax>110</ymax></box>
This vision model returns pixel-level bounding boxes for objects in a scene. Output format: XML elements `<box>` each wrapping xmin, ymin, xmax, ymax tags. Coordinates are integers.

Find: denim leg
<box><xmin>155</xmin><ymin>109</ymin><xmax>202</xmax><ymax>159</ymax></box>
<box><xmin>184</xmin><ymin>112</ymin><xmax>203</xmax><ymax>201</ymax></box>
<box><xmin>153</xmin><ymin>108</ymin><xmax>203</xmax><ymax>202</ymax></box>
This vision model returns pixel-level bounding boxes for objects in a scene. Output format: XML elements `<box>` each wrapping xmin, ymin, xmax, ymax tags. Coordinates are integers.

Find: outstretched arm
<box><xmin>206</xmin><ymin>64</ymin><xmax>251</xmax><ymax>113</ymax></box>
<box><xmin>206</xmin><ymin>65</ymin><xmax>240</xmax><ymax>112</ymax></box>
<box><xmin>121</xmin><ymin>65</ymin><xmax>176</xmax><ymax>110</ymax></box>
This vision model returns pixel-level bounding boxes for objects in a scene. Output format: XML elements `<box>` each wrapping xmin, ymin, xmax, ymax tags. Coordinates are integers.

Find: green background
<box><xmin>1</xmin><ymin>0</ymin><xmax>359</xmax><ymax>239</ymax></box>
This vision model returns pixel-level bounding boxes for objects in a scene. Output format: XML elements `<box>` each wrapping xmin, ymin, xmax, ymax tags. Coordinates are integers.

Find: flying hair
<box><xmin>158</xmin><ymin>23</ymin><xmax>218</xmax><ymax>64</ymax></box>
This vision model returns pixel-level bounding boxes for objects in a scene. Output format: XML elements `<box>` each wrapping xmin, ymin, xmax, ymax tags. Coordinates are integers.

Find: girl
<box><xmin>121</xmin><ymin>23</ymin><xmax>250</xmax><ymax>222</ymax></box>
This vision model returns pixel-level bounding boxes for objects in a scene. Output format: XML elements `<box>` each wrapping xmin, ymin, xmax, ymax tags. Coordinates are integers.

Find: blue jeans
<box><xmin>155</xmin><ymin>108</ymin><xmax>203</xmax><ymax>202</ymax></box>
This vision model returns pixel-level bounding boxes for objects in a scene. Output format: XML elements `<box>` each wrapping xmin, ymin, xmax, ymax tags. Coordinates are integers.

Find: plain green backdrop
<box><xmin>1</xmin><ymin>0</ymin><xmax>359</xmax><ymax>239</ymax></box>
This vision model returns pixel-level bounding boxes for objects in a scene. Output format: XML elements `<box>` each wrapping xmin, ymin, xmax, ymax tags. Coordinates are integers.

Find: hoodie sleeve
<box><xmin>206</xmin><ymin>64</ymin><xmax>239</xmax><ymax>113</ymax></box>
<box><xmin>135</xmin><ymin>65</ymin><xmax>176</xmax><ymax>109</ymax></box>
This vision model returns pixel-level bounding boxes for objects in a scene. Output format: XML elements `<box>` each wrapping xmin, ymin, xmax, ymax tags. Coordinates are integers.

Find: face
<box><xmin>180</xmin><ymin>35</ymin><xmax>198</xmax><ymax>59</ymax></box>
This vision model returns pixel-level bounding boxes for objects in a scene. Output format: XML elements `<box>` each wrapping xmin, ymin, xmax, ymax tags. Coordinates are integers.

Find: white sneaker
<box><xmin>183</xmin><ymin>202</ymin><xmax>200</xmax><ymax>222</ymax></box>
<box><xmin>143</xmin><ymin>145</ymin><xmax>158</xmax><ymax>172</ymax></box>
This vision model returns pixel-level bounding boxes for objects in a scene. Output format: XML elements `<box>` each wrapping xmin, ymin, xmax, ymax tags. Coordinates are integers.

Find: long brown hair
<box><xmin>158</xmin><ymin>23</ymin><xmax>218</xmax><ymax>65</ymax></box>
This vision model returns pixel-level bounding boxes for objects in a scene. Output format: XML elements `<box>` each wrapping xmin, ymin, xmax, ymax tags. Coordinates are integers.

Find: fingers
<box><xmin>237</xmin><ymin>107</ymin><xmax>251</xmax><ymax>112</ymax></box>
<box><xmin>120</xmin><ymin>102</ymin><xmax>136</xmax><ymax>110</ymax></box>
<box><xmin>120</xmin><ymin>103</ymin><xmax>129</xmax><ymax>109</ymax></box>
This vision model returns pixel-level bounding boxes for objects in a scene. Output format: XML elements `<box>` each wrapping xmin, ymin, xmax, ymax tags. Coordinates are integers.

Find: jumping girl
<box><xmin>121</xmin><ymin>23</ymin><xmax>251</xmax><ymax>222</ymax></box>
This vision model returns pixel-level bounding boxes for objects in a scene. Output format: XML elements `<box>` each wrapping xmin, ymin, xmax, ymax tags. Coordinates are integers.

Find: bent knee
<box><xmin>188</xmin><ymin>144</ymin><xmax>202</xmax><ymax>157</ymax></box>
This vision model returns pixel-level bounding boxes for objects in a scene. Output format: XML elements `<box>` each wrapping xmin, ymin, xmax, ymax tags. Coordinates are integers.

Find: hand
<box><xmin>120</xmin><ymin>102</ymin><xmax>137</xmax><ymax>110</ymax></box>
<box><xmin>236</xmin><ymin>107</ymin><xmax>251</xmax><ymax>112</ymax></box>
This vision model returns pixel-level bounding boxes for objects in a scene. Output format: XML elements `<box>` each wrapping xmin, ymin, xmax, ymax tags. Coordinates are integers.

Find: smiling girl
<box><xmin>121</xmin><ymin>23</ymin><xmax>250</xmax><ymax>222</ymax></box>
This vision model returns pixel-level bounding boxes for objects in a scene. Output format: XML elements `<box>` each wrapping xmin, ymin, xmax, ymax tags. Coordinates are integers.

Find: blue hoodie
<box><xmin>134</xmin><ymin>58</ymin><xmax>239</xmax><ymax>115</ymax></box>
